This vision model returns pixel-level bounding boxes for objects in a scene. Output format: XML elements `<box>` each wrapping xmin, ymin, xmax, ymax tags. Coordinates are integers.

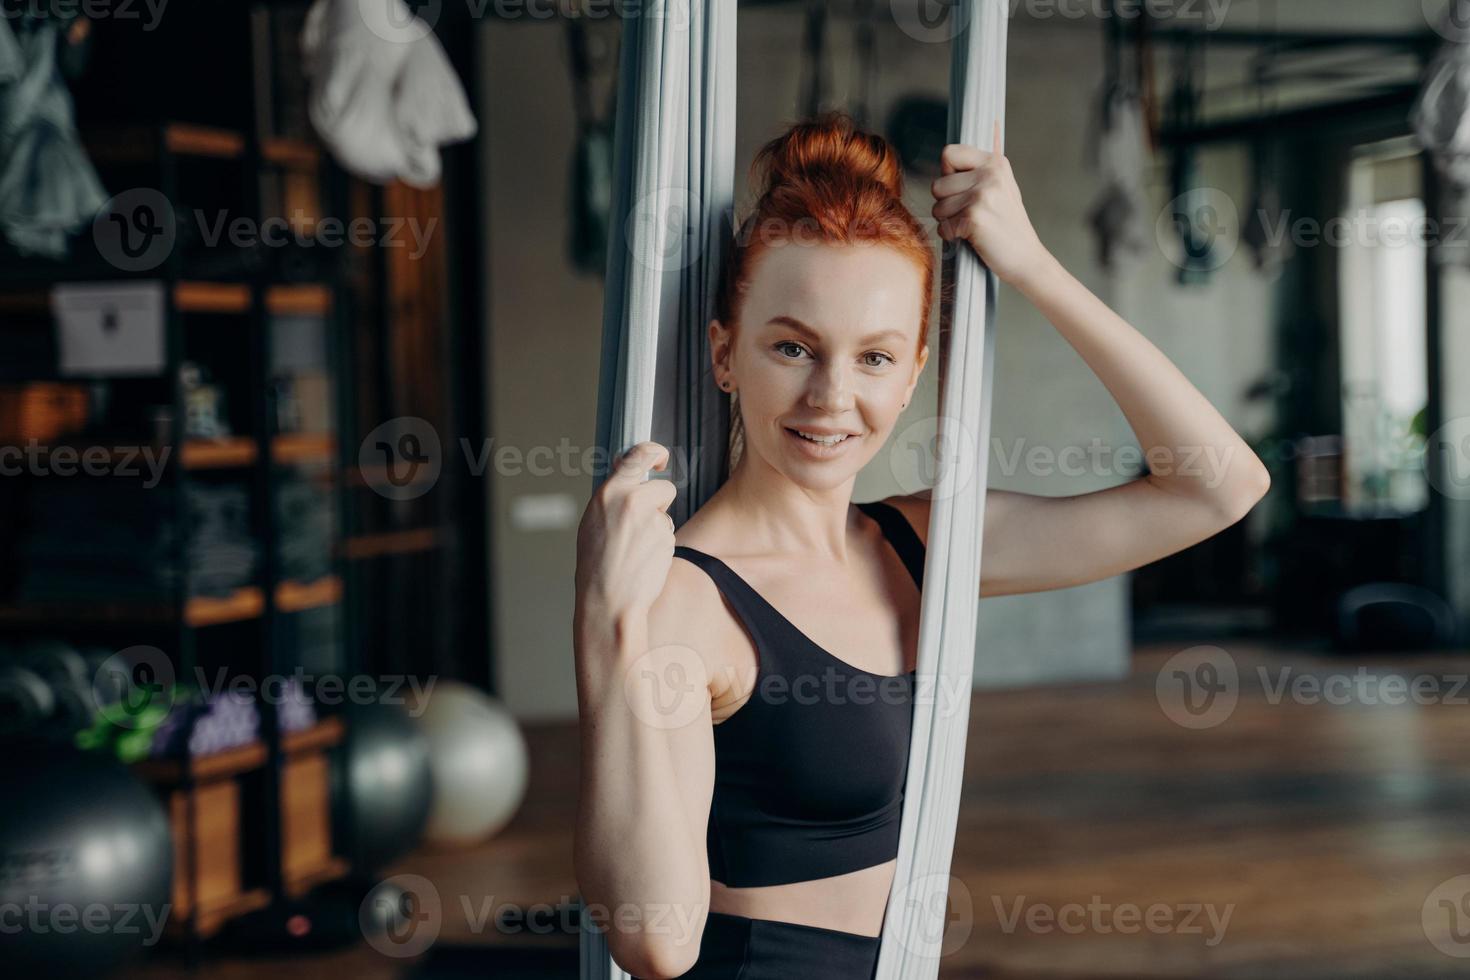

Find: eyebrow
<box><xmin>764</xmin><ymin>315</ymin><xmax>907</xmax><ymax>347</ymax></box>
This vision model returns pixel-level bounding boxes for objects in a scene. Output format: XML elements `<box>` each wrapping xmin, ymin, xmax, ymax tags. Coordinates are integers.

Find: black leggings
<box><xmin>640</xmin><ymin>911</ymin><xmax>881</xmax><ymax>980</ymax></box>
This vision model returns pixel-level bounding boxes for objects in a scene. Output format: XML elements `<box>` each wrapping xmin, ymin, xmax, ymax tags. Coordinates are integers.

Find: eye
<box><xmin>863</xmin><ymin>352</ymin><xmax>895</xmax><ymax>368</ymax></box>
<box><xmin>774</xmin><ymin>341</ymin><xmax>808</xmax><ymax>359</ymax></box>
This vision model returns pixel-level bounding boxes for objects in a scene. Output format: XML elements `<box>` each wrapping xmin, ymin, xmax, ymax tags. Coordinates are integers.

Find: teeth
<box><xmin>794</xmin><ymin>430</ymin><xmax>849</xmax><ymax>446</ymax></box>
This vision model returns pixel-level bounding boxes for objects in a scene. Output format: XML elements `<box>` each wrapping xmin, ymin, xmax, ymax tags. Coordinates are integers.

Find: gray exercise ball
<box><xmin>332</xmin><ymin>701</ymin><xmax>434</xmax><ymax>870</ymax></box>
<box><xmin>0</xmin><ymin>740</ymin><xmax>173</xmax><ymax>977</ymax></box>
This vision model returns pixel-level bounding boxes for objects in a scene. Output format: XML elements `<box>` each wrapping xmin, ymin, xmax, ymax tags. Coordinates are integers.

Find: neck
<box><xmin>718</xmin><ymin>452</ymin><xmax>857</xmax><ymax>562</ymax></box>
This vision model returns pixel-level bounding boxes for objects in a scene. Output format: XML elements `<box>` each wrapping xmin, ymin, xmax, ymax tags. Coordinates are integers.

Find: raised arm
<box><xmin>574</xmin><ymin>443</ymin><xmax>714</xmax><ymax>978</ymax></box>
<box><xmin>898</xmin><ymin>136</ymin><xmax>1271</xmax><ymax>597</ymax></box>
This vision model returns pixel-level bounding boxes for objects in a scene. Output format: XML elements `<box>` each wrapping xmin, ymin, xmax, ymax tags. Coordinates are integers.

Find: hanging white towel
<box><xmin>1411</xmin><ymin>28</ymin><xmax>1470</xmax><ymax>239</ymax></box>
<box><xmin>0</xmin><ymin>17</ymin><xmax>109</xmax><ymax>260</ymax></box>
<box><xmin>300</xmin><ymin>0</ymin><xmax>476</xmax><ymax>189</ymax></box>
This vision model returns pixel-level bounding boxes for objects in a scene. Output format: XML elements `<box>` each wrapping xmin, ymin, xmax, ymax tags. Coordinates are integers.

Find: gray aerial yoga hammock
<box><xmin>584</xmin><ymin>2</ymin><xmax>1006</xmax><ymax>977</ymax></box>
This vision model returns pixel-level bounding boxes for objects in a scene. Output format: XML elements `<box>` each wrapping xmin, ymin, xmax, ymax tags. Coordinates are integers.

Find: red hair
<box><xmin>716</xmin><ymin>110</ymin><xmax>934</xmax><ymax>468</ymax></box>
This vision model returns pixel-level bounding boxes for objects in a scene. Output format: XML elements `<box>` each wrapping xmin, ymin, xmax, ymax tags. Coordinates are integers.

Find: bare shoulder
<box><xmin>647</xmin><ymin>546</ymin><xmax>743</xmax><ymax>704</ymax></box>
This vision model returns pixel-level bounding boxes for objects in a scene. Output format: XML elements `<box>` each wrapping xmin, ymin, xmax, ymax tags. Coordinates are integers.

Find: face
<box><xmin>711</xmin><ymin>242</ymin><xmax>930</xmax><ymax>489</ymax></box>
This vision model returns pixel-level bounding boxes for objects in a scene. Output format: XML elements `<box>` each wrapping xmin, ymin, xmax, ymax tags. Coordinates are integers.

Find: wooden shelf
<box><xmin>0</xmin><ymin>291</ymin><xmax>51</xmax><ymax>315</ymax></box>
<box><xmin>272</xmin><ymin>431</ymin><xmax>334</xmax><ymax>464</ymax></box>
<box><xmin>133</xmin><ymin>739</ymin><xmax>269</xmax><ymax>785</ymax></box>
<box><xmin>347</xmin><ymin>463</ymin><xmax>438</xmax><ymax>491</ymax></box>
<box><xmin>283</xmin><ymin>856</ymin><xmax>350</xmax><ymax>899</ymax></box>
<box><xmin>0</xmin><ymin>281</ymin><xmax>328</xmax><ymax>320</ymax></box>
<box><xmin>0</xmin><ymin>438</ymin><xmax>258</xmax><ymax>469</ymax></box>
<box><xmin>84</xmin><ymin>123</ymin><xmax>324</xmax><ymax>170</ymax></box>
<box><xmin>0</xmin><ymin>577</ymin><xmax>338</xmax><ymax>627</ymax></box>
<box><xmin>0</xmin><ymin>589</ymin><xmax>267</xmax><ymax>627</ymax></box>
<box><xmin>276</xmin><ymin>575</ymin><xmax>342</xmax><ymax>613</ymax></box>
<box><xmin>281</xmin><ymin>713</ymin><xmax>344</xmax><ymax>754</ymax></box>
<box><xmin>189</xmin><ymin>887</ymin><xmax>273</xmax><ymax>940</ymax></box>
<box><xmin>84</xmin><ymin>122</ymin><xmax>246</xmax><ymax>164</ymax></box>
<box><xmin>261</xmin><ymin>137</ymin><xmax>320</xmax><ymax>169</ymax></box>
<box><xmin>266</xmin><ymin>283</ymin><xmax>332</xmax><ymax>316</ymax></box>
<box><xmin>174</xmin><ymin>281</ymin><xmax>250</xmax><ymax>314</ymax></box>
<box><xmin>132</xmin><ymin>716</ymin><xmax>343</xmax><ymax>785</ymax></box>
<box><xmin>0</xmin><ymin>596</ymin><xmax>172</xmax><ymax>624</ymax></box>
<box><xmin>167</xmin><ymin>123</ymin><xmax>247</xmax><ymax>158</ymax></box>
<box><xmin>181</xmin><ymin>436</ymin><xmax>259</xmax><ymax>468</ymax></box>
<box><xmin>186</xmin><ymin>586</ymin><xmax>266</xmax><ymax>627</ymax></box>
<box><xmin>342</xmin><ymin>526</ymin><xmax>442</xmax><ymax>560</ymax></box>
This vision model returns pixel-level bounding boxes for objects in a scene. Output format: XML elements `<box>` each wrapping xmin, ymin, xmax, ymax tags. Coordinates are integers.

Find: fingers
<box><xmin>931</xmin><ymin>169</ymin><xmax>978</xmax><ymax>199</ymax></box>
<box><xmin>936</xmin><ymin>213</ymin><xmax>971</xmax><ymax>243</ymax></box>
<box><xmin>932</xmin><ymin>186</ymin><xmax>975</xmax><ymax>222</ymax></box>
<box><xmin>940</xmin><ymin>141</ymin><xmax>996</xmax><ymax>175</ymax></box>
<box><xmin>631</xmin><ymin>472</ymin><xmax>679</xmax><ymax>541</ymax></box>
<box><xmin>940</xmin><ymin>142</ymin><xmax>981</xmax><ymax>176</ymax></box>
<box><xmin>610</xmin><ymin>440</ymin><xmax>670</xmax><ymax>483</ymax></box>
<box><xmin>644</xmin><ymin>475</ymin><xmax>679</xmax><ymax>517</ymax></box>
<box><xmin>938</xmin><ymin>135</ymin><xmax>1007</xmax><ymax>177</ymax></box>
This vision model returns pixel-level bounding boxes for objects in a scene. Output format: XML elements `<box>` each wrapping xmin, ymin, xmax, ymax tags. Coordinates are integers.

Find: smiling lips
<box><xmin>785</xmin><ymin>426</ymin><xmax>859</xmax><ymax>454</ymax></box>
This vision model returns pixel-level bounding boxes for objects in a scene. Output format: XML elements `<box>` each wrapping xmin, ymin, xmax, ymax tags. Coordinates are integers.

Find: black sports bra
<box><xmin>671</xmin><ymin>499</ymin><xmax>925</xmax><ymax>888</ymax></box>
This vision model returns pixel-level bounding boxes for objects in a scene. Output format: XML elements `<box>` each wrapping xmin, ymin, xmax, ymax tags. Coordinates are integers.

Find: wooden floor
<box><xmin>126</xmin><ymin>640</ymin><xmax>1470</xmax><ymax>979</ymax></box>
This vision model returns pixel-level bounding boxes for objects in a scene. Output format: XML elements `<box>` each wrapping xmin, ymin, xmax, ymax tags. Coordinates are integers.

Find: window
<box><xmin>1336</xmin><ymin>137</ymin><xmax>1428</xmax><ymax>515</ymax></box>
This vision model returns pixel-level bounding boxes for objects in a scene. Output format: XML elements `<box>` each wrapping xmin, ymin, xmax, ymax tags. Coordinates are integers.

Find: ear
<box><xmin>709</xmin><ymin>317</ymin><xmax>734</xmax><ymax>371</ymax></box>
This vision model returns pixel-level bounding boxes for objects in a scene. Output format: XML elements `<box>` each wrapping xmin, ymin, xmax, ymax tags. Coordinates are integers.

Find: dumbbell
<box><xmin>15</xmin><ymin>640</ymin><xmax>96</xmax><ymax>738</ymax></box>
<box><xmin>0</xmin><ymin>664</ymin><xmax>56</xmax><ymax>739</ymax></box>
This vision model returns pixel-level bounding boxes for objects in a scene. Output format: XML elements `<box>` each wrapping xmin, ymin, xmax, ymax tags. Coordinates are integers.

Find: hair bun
<box><xmin>753</xmin><ymin>110</ymin><xmax>905</xmax><ymax>201</ymax></box>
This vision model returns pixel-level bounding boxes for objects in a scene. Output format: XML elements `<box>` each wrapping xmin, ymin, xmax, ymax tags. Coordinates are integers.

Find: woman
<box><xmin>573</xmin><ymin>111</ymin><xmax>1270</xmax><ymax>979</ymax></box>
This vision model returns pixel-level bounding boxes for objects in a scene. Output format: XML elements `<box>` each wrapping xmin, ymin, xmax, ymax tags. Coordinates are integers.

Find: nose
<box><xmin>806</xmin><ymin>362</ymin><xmax>856</xmax><ymax>413</ymax></box>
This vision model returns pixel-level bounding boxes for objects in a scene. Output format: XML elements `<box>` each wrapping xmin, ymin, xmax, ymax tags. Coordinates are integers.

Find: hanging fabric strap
<box><xmin>874</xmin><ymin>2</ymin><xmax>1004</xmax><ymax>975</ymax></box>
<box><xmin>583</xmin><ymin>2</ymin><xmax>1005</xmax><ymax>977</ymax></box>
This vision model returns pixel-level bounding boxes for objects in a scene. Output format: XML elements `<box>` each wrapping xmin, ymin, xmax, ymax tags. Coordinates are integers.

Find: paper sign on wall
<box><xmin>53</xmin><ymin>281</ymin><xmax>167</xmax><ymax>376</ymax></box>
